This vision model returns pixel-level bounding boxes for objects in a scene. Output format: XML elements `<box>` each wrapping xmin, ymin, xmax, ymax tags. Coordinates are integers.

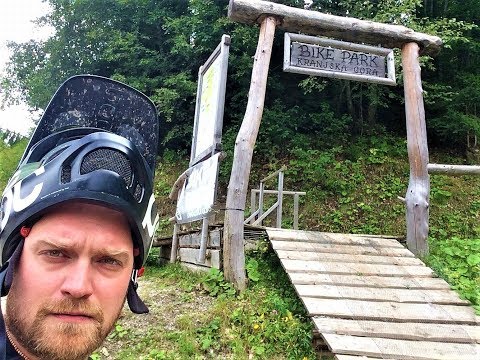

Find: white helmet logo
<box><xmin>0</xmin><ymin>166</ymin><xmax>45</xmax><ymax>232</ymax></box>
<box><xmin>142</xmin><ymin>193</ymin><xmax>159</xmax><ymax>238</ymax></box>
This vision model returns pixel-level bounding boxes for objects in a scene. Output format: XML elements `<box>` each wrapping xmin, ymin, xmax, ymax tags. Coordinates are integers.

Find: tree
<box><xmin>2</xmin><ymin>0</ymin><xmax>478</xmax><ymax>156</ymax></box>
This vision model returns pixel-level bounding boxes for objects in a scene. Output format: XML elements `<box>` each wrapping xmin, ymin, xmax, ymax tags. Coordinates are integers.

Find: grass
<box><xmin>95</xmin><ymin>249</ymin><xmax>317</xmax><ymax>359</ymax></box>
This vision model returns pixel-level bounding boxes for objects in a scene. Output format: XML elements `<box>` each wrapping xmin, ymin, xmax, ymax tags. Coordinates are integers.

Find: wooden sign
<box><xmin>190</xmin><ymin>34</ymin><xmax>230</xmax><ymax>166</ymax></box>
<box><xmin>284</xmin><ymin>33</ymin><xmax>396</xmax><ymax>86</ymax></box>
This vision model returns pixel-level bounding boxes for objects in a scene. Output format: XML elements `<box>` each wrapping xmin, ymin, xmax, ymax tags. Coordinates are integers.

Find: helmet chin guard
<box><xmin>0</xmin><ymin>75</ymin><xmax>160</xmax><ymax>313</ymax></box>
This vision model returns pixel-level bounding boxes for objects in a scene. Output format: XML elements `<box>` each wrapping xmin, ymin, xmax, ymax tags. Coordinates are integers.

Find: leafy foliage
<box><xmin>0</xmin><ymin>133</ymin><xmax>27</xmax><ymax>191</ymax></box>
<box><xmin>3</xmin><ymin>0</ymin><xmax>479</xmax><ymax>156</ymax></box>
<box><xmin>428</xmin><ymin>237</ymin><xmax>480</xmax><ymax>310</ymax></box>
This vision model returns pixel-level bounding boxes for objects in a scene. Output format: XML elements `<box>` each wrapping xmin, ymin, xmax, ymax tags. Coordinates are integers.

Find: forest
<box><xmin>1</xmin><ymin>0</ymin><xmax>480</xmax><ymax>358</ymax></box>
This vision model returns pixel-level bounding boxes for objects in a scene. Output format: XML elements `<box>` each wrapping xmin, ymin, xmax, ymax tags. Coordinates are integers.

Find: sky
<box><xmin>0</xmin><ymin>0</ymin><xmax>53</xmax><ymax>136</ymax></box>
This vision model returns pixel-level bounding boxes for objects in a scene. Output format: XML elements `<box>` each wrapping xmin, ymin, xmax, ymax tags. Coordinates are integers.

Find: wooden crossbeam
<box><xmin>228</xmin><ymin>0</ymin><xmax>442</xmax><ymax>55</ymax></box>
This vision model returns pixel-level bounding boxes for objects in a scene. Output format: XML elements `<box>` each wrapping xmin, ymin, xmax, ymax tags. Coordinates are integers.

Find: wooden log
<box><xmin>428</xmin><ymin>163</ymin><xmax>480</xmax><ymax>176</ymax></box>
<box><xmin>179</xmin><ymin>248</ymin><xmax>222</xmax><ymax>269</ymax></box>
<box><xmin>223</xmin><ymin>16</ymin><xmax>278</xmax><ymax>291</ymax></box>
<box><xmin>228</xmin><ymin>0</ymin><xmax>442</xmax><ymax>56</ymax></box>
<box><xmin>152</xmin><ymin>238</ymin><xmax>173</xmax><ymax>247</ymax></box>
<box><xmin>179</xmin><ymin>229</ymin><xmax>222</xmax><ymax>248</ymax></box>
<box><xmin>402</xmin><ymin>42</ymin><xmax>430</xmax><ymax>257</ymax></box>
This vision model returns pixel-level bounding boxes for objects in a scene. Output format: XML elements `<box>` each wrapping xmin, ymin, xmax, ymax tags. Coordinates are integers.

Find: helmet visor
<box><xmin>24</xmin><ymin>75</ymin><xmax>159</xmax><ymax>172</ymax></box>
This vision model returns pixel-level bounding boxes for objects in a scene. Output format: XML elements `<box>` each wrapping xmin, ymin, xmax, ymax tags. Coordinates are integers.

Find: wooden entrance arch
<box><xmin>223</xmin><ymin>0</ymin><xmax>442</xmax><ymax>290</ymax></box>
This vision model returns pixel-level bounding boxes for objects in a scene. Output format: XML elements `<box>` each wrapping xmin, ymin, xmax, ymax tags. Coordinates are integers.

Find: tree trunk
<box><xmin>223</xmin><ymin>16</ymin><xmax>278</xmax><ymax>291</ymax></box>
<box><xmin>367</xmin><ymin>86</ymin><xmax>378</xmax><ymax>130</ymax></box>
<box><xmin>345</xmin><ymin>81</ymin><xmax>355</xmax><ymax>120</ymax></box>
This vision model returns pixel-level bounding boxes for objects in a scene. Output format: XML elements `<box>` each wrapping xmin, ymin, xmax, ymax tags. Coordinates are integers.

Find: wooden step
<box><xmin>323</xmin><ymin>333</ymin><xmax>480</xmax><ymax>360</ymax></box>
<box><xmin>313</xmin><ymin>317</ymin><xmax>480</xmax><ymax>344</ymax></box>
<box><xmin>303</xmin><ymin>297</ymin><xmax>479</xmax><ymax>324</ymax></box>
<box><xmin>280</xmin><ymin>258</ymin><xmax>435</xmax><ymax>277</ymax></box>
<box><xmin>295</xmin><ymin>284</ymin><xmax>469</xmax><ymax>305</ymax></box>
<box><xmin>275</xmin><ymin>249</ymin><xmax>425</xmax><ymax>266</ymax></box>
<box><xmin>271</xmin><ymin>239</ymin><xmax>415</xmax><ymax>257</ymax></box>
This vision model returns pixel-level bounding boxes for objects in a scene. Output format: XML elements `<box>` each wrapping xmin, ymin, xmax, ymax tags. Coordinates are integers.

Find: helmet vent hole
<box><xmin>80</xmin><ymin>149</ymin><xmax>132</xmax><ymax>186</ymax></box>
<box><xmin>133</xmin><ymin>183</ymin><xmax>143</xmax><ymax>202</ymax></box>
<box><xmin>61</xmin><ymin>165</ymin><xmax>72</xmax><ymax>184</ymax></box>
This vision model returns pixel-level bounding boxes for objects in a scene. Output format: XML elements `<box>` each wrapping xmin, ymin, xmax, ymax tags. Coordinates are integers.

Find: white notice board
<box><xmin>190</xmin><ymin>34</ymin><xmax>230</xmax><ymax>166</ymax></box>
<box><xmin>175</xmin><ymin>153</ymin><xmax>221</xmax><ymax>224</ymax></box>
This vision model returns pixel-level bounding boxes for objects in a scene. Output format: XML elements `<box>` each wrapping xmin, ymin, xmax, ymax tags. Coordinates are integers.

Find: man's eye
<box><xmin>99</xmin><ymin>257</ymin><xmax>121</xmax><ymax>266</ymax></box>
<box><xmin>46</xmin><ymin>250</ymin><xmax>64</xmax><ymax>258</ymax></box>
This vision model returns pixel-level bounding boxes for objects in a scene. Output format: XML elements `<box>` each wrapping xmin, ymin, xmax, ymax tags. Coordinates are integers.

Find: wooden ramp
<box><xmin>266</xmin><ymin>228</ymin><xmax>480</xmax><ymax>360</ymax></box>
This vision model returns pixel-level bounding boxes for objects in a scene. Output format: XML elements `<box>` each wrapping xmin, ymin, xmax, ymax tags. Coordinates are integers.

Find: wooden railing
<box><xmin>244</xmin><ymin>166</ymin><xmax>306</xmax><ymax>229</ymax></box>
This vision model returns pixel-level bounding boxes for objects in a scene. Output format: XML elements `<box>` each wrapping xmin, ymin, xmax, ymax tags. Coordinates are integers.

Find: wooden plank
<box><xmin>228</xmin><ymin>0</ymin><xmax>442</xmax><ymax>56</ymax></box>
<box><xmin>271</xmin><ymin>240</ymin><xmax>415</xmax><ymax>257</ymax></box>
<box><xmin>320</xmin><ymin>233</ymin><xmax>404</xmax><ymax>248</ymax></box>
<box><xmin>296</xmin><ymin>284</ymin><xmax>469</xmax><ymax>305</ymax></box>
<box><xmin>281</xmin><ymin>259</ymin><xmax>434</xmax><ymax>277</ymax></box>
<box><xmin>289</xmin><ymin>272</ymin><xmax>451</xmax><ymax>290</ymax></box>
<box><xmin>323</xmin><ymin>333</ymin><xmax>480</xmax><ymax>360</ymax></box>
<box><xmin>267</xmin><ymin>229</ymin><xmax>404</xmax><ymax>248</ymax></box>
<box><xmin>179</xmin><ymin>248</ymin><xmax>221</xmax><ymax>269</ymax></box>
<box><xmin>303</xmin><ymin>298</ymin><xmax>479</xmax><ymax>324</ymax></box>
<box><xmin>179</xmin><ymin>229</ymin><xmax>222</xmax><ymax>247</ymax></box>
<box><xmin>275</xmin><ymin>249</ymin><xmax>424</xmax><ymax>266</ymax></box>
<box><xmin>336</xmin><ymin>356</ymin><xmax>398</xmax><ymax>360</ymax></box>
<box><xmin>314</xmin><ymin>317</ymin><xmax>480</xmax><ymax>344</ymax></box>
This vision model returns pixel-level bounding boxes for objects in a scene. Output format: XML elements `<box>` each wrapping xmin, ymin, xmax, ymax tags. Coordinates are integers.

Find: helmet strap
<box><xmin>126</xmin><ymin>277</ymin><xmax>149</xmax><ymax>314</ymax></box>
<box><xmin>1</xmin><ymin>237</ymin><xmax>24</xmax><ymax>296</ymax></box>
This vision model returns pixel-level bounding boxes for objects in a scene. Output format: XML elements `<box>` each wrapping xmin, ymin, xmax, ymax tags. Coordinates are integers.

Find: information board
<box><xmin>190</xmin><ymin>35</ymin><xmax>230</xmax><ymax>166</ymax></box>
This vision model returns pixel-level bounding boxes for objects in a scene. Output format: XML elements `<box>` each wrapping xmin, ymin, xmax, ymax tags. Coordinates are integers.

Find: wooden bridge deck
<box><xmin>265</xmin><ymin>228</ymin><xmax>480</xmax><ymax>360</ymax></box>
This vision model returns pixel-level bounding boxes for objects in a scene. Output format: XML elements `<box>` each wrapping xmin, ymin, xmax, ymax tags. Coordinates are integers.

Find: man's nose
<box><xmin>60</xmin><ymin>260</ymin><xmax>94</xmax><ymax>299</ymax></box>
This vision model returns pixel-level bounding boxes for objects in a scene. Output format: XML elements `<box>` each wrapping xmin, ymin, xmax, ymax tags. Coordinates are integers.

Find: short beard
<box><xmin>6</xmin><ymin>295</ymin><xmax>123</xmax><ymax>360</ymax></box>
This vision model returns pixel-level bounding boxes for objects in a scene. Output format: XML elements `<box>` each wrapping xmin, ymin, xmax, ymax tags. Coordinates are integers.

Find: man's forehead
<box><xmin>46</xmin><ymin>201</ymin><xmax>127</xmax><ymax>220</ymax></box>
<box><xmin>27</xmin><ymin>201</ymin><xmax>133</xmax><ymax>249</ymax></box>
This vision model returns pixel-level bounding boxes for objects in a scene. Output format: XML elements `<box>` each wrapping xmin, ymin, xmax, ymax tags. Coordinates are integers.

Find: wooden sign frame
<box><xmin>284</xmin><ymin>33</ymin><xmax>396</xmax><ymax>86</ymax></box>
<box><xmin>190</xmin><ymin>34</ymin><xmax>231</xmax><ymax>166</ymax></box>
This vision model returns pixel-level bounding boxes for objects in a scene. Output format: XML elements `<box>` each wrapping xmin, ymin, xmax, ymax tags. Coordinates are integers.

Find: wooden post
<box><xmin>197</xmin><ymin>217</ymin><xmax>209</xmax><ymax>264</ymax></box>
<box><xmin>223</xmin><ymin>15</ymin><xmax>278</xmax><ymax>290</ymax></box>
<box><xmin>258</xmin><ymin>182</ymin><xmax>265</xmax><ymax>222</ymax></box>
<box><xmin>169</xmin><ymin>222</ymin><xmax>179</xmax><ymax>263</ymax></box>
<box><xmin>276</xmin><ymin>170</ymin><xmax>284</xmax><ymax>228</ymax></box>
<box><xmin>293</xmin><ymin>193</ymin><xmax>299</xmax><ymax>230</ymax></box>
<box><xmin>402</xmin><ymin>42</ymin><xmax>430</xmax><ymax>257</ymax></box>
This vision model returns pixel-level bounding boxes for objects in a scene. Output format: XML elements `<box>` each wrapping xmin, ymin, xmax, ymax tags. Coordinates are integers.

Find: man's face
<box><xmin>5</xmin><ymin>202</ymin><xmax>134</xmax><ymax>360</ymax></box>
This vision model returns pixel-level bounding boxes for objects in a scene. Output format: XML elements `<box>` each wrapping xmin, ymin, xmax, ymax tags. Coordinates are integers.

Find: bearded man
<box><xmin>0</xmin><ymin>75</ymin><xmax>160</xmax><ymax>360</ymax></box>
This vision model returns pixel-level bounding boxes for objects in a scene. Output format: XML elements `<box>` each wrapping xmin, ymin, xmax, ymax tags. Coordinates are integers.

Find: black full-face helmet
<box><xmin>0</xmin><ymin>75</ymin><xmax>160</xmax><ymax>313</ymax></box>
